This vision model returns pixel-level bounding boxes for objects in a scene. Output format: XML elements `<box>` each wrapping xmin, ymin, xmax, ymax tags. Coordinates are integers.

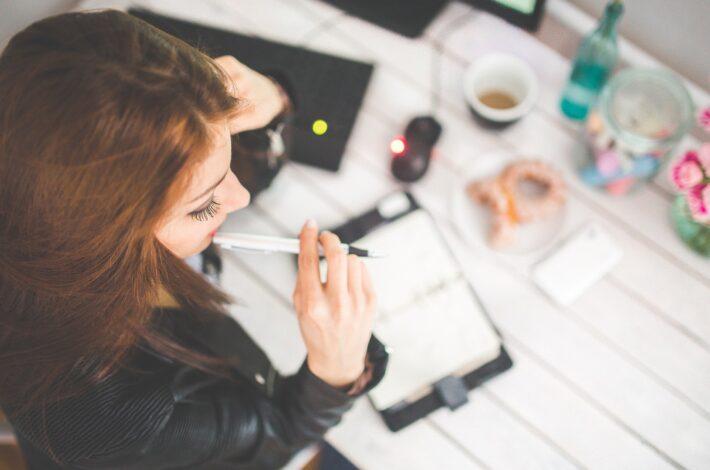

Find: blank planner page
<box><xmin>356</xmin><ymin>211</ymin><xmax>501</xmax><ymax>410</ymax></box>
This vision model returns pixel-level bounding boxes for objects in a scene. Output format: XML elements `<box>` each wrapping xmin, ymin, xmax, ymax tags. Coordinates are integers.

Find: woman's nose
<box><xmin>222</xmin><ymin>171</ymin><xmax>250</xmax><ymax>214</ymax></box>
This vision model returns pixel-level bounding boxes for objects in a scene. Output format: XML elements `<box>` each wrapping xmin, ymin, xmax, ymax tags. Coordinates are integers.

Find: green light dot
<box><xmin>312</xmin><ymin>119</ymin><xmax>328</xmax><ymax>136</ymax></box>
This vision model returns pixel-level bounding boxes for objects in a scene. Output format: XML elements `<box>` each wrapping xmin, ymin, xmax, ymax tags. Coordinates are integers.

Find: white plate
<box><xmin>450</xmin><ymin>151</ymin><xmax>567</xmax><ymax>255</ymax></box>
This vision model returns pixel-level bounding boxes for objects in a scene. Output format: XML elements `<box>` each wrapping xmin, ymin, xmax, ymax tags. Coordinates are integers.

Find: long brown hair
<box><xmin>0</xmin><ymin>10</ymin><xmax>240</xmax><ymax>411</ymax></box>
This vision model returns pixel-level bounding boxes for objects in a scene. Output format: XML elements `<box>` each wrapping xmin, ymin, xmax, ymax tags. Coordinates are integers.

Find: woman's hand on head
<box><xmin>214</xmin><ymin>55</ymin><xmax>287</xmax><ymax>134</ymax></box>
<box><xmin>292</xmin><ymin>219</ymin><xmax>377</xmax><ymax>388</ymax></box>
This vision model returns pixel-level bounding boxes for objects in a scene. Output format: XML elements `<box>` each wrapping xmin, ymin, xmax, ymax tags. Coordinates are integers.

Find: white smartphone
<box><xmin>532</xmin><ymin>223</ymin><xmax>622</xmax><ymax>306</ymax></box>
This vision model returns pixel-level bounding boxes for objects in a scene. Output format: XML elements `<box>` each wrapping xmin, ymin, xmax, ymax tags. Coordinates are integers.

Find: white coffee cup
<box><xmin>463</xmin><ymin>53</ymin><xmax>539</xmax><ymax>125</ymax></box>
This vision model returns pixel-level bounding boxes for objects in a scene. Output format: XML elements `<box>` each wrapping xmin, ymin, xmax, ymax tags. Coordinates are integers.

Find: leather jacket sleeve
<box><xmin>71</xmin><ymin>336</ymin><xmax>388</xmax><ymax>470</ymax></box>
<box><xmin>115</xmin><ymin>366</ymin><xmax>350</xmax><ymax>469</ymax></box>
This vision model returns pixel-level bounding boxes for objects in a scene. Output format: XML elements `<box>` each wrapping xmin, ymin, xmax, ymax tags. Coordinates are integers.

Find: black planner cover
<box><xmin>329</xmin><ymin>192</ymin><xmax>513</xmax><ymax>432</ymax></box>
<box><xmin>129</xmin><ymin>9</ymin><xmax>374</xmax><ymax>172</ymax></box>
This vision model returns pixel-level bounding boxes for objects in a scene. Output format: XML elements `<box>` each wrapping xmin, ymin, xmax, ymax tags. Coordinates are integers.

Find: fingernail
<box><xmin>305</xmin><ymin>218</ymin><xmax>316</xmax><ymax>228</ymax></box>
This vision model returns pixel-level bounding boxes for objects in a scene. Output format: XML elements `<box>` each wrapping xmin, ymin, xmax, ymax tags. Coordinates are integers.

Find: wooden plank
<box><xmin>573</xmin><ymin>279</ymin><xmax>710</xmax><ymax>417</ymax></box>
<box><xmin>204</xmin><ymin>0</ymin><xmax>324</xmax><ymax>45</ymax></box>
<box><xmin>274</xmin><ymin>0</ymin><xmax>350</xmax><ymax>24</ymax></box>
<box><xmin>329</xmin><ymin>399</ymin><xmax>485</xmax><ymax>470</ymax></box>
<box><xmin>429</xmin><ymin>390</ymin><xmax>580</xmax><ymax>470</ymax></box>
<box><xmin>250</xmin><ymin>166</ymin><xmax>349</xmax><ymax>235</ymax></box>
<box><xmin>474</xmin><ymin>346</ymin><xmax>675</xmax><ymax>469</ymax></box>
<box><xmin>77</xmin><ymin>0</ymin><xmax>290</xmax><ymax>42</ymax></box>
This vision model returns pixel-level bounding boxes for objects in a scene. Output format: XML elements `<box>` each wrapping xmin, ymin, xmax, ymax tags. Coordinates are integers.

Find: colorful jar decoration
<box><xmin>580</xmin><ymin>68</ymin><xmax>694</xmax><ymax>195</ymax></box>
<box><xmin>669</xmin><ymin>144</ymin><xmax>710</xmax><ymax>257</ymax></box>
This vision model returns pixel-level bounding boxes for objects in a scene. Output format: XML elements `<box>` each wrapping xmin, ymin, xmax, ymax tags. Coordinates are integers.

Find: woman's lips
<box><xmin>209</xmin><ymin>229</ymin><xmax>217</xmax><ymax>237</ymax></box>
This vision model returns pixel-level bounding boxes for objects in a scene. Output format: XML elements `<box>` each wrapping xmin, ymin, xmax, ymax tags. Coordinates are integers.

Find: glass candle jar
<box><xmin>580</xmin><ymin>68</ymin><xmax>694</xmax><ymax>195</ymax></box>
<box><xmin>671</xmin><ymin>195</ymin><xmax>710</xmax><ymax>257</ymax></box>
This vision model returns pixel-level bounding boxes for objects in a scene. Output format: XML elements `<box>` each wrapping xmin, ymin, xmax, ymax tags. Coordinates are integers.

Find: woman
<box><xmin>0</xmin><ymin>9</ymin><xmax>387</xmax><ymax>469</ymax></box>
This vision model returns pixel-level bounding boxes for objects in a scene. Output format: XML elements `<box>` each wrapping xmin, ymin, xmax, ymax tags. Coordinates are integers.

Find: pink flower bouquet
<box><xmin>670</xmin><ymin>143</ymin><xmax>710</xmax><ymax>223</ymax></box>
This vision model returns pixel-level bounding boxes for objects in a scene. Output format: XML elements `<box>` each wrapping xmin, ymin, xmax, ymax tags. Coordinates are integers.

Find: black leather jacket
<box><xmin>7</xmin><ymin>308</ymin><xmax>388</xmax><ymax>469</ymax></box>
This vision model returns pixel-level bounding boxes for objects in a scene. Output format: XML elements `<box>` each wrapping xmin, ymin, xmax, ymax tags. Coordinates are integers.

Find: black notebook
<box><xmin>129</xmin><ymin>9</ymin><xmax>374</xmax><ymax>172</ymax></box>
<box><xmin>328</xmin><ymin>192</ymin><xmax>513</xmax><ymax>431</ymax></box>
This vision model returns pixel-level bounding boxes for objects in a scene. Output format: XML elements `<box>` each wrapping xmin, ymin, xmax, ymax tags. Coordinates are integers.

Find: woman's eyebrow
<box><xmin>188</xmin><ymin>169</ymin><xmax>229</xmax><ymax>204</ymax></box>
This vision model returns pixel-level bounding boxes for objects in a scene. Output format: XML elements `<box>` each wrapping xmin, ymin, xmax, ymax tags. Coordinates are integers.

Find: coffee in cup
<box><xmin>463</xmin><ymin>53</ymin><xmax>539</xmax><ymax>127</ymax></box>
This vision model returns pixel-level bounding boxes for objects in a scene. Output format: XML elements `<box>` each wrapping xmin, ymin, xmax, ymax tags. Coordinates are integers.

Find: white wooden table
<box><xmin>78</xmin><ymin>1</ymin><xmax>710</xmax><ymax>468</ymax></box>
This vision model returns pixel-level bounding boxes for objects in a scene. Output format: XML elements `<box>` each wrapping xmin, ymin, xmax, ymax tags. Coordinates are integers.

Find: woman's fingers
<box><xmin>320</xmin><ymin>231</ymin><xmax>348</xmax><ymax>300</ymax></box>
<box><xmin>361</xmin><ymin>263</ymin><xmax>377</xmax><ymax>316</ymax></box>
<box><xmin>297</xmin><ymin>219</ymin><xmax>322</xmax><ymax>298</ymax></box>
<box><xmin>292</xmin><ymin>225</ymin><xmax>377</xmax><ymax>388</ymax></box>
<box><xmin>347</xmin><ymin>255</ymin><xmax>364</xmax><ymax>308</ymax></box>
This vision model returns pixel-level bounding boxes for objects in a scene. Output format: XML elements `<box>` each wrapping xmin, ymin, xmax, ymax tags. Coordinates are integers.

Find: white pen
<box><xmin>213</xmin><ymin>232</ymin><xmax>386</xmax><ymax>258</ymax></box>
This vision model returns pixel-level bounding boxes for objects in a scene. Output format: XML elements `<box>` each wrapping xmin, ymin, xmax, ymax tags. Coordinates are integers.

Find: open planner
<box><xmin>328</xmin><ymin>192</ymin><xmax>513</xmax><ymax>431</ymax></box>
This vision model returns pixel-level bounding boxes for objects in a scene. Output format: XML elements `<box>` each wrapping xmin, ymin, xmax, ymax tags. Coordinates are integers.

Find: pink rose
<box><xmin>686</xmin><ymin>184</ymin><xmax>710</xmax><ymax>223</ymax></box>
<box><xmin>698</xmin><ymin>107</ymin><xmax>710</xmax><ymax>133</ymax></box>
<box><xmin>698</xmin><ymin>143</ymin><xmax>710</xmax><ymax>174</ymax></box>
<box><xmin>671</xmin><ymin>155</ymin><xmax>704</xmax><ymax>190</ymax></box>
<box><xmin>702</xmin><ymin>185</ymin><xmax>710</xmax><ymax>222</ymax></box>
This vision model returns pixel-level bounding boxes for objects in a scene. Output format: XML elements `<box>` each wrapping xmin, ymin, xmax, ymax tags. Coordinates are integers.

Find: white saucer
<box><xmin>450</xmin><ymin>151</ymin><xmax>567</xmax><ymax>256</ymax></box>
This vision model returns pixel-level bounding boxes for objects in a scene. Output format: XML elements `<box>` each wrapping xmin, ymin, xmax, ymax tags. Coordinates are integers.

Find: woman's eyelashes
<box><xmin>189</xmin><ymin>198</ymin><xmax>221</xmax><ymax>222</ymax></box>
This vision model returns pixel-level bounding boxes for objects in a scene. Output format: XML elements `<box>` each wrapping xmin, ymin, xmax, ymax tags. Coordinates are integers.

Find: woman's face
<box><xmin>155</xmin><ymin>121</ymin><xmax>250</xmax><ymax>258</ymax></box>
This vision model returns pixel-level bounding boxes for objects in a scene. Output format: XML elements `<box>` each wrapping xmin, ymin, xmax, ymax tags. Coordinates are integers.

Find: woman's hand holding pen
<box><xmin>292</xmin><ymin>219</ymin><xmax>377</xmax><ymax>388</ymax></box>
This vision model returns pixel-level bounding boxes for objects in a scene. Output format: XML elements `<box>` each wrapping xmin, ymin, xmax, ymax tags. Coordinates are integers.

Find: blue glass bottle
<box><xmin>560</xmin><ymin>0</ymin><xmax>624</xmax><ymax>120</ymax></box>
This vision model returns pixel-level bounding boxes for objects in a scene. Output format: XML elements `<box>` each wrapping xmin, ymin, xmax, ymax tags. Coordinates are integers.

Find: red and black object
<box><xmin>390</xmin><ymin>115</ymin><xmax>442</xmax><ymax>183</ymax></box>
